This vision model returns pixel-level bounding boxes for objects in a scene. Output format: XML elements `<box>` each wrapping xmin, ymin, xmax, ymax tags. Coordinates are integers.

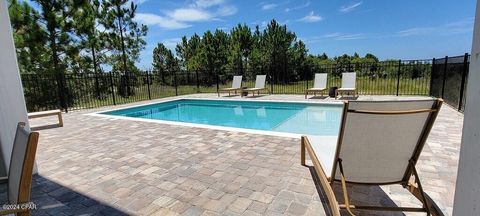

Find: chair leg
<box><xmin>338</xmin><ymin>159</ymin><xmax>356</xmax><ymax>216</ymax></box>
<box><xmin>406</xmin><ymin>161</ymin><xmax>442</xmax><ymax>216</ymax></box>
<box><xmin>58</xmin><ymin>113</ymin><xmax>63</xmax><ymax>127</ymax></box>
<box><xmin>301</xmin><ymin>137</ymin><xmax>306</xmax><ymax>165</ymax></box>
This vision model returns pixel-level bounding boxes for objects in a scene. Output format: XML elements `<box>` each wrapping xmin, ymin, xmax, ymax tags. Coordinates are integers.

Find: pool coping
<box><xmin>86</xmin><ymin>97</ymin><xmax>343</xmax><ymax>138</ymax></box>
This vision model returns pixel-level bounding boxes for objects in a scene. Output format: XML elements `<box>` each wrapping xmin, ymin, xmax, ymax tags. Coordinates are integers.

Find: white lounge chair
<box><xmin>0</xmin><ymin>123</ymin><xmax>39</xmax><ymax>215</ymax></box>
<box><xmin>218</xmin><ymin>75</ymin><xmax>243</xmax><ymax>97</ymax></box>
<box><xmin>301</xmin><ymin>99</ymin><xmax>444</xmax><ymax>216</ymax></box>
<box><xmin>242</xmin><ymin>75</ymin><xmax>268</xmax><ymax>97</ymax></box>
<box><xmin>305</xmin><ymin>73</ymin><xmax>328</xmax><ymax>99</ymax></box>
<box><xmin>336</xmin><ymin>72</ymin><xmax>356</xmax><ymax>99</ymax></box>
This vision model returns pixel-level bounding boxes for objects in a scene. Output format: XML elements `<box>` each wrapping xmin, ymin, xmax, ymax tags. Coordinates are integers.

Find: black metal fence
<box><xmin>430</xmin><ymin>53</ymin><xmax>470</xmax><ymax>112</ymax></box>
<box><xmin>20</xmin><ymin>55</ymin><xmax>469</xmax><ymax>113</ymax></box>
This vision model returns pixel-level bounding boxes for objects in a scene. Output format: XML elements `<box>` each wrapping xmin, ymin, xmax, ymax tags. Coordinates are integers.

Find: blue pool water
<box><xmin>102</xmin><ymin>99</ymin><xmax>343</xmax><ymax>136</ymax></box>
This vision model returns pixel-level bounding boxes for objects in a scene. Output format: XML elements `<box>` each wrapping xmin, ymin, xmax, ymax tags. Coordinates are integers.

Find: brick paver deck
<box><xmin>0</xmin><ymin>94</ymin><xmax>463</xmax><ymax>215</ymax></box>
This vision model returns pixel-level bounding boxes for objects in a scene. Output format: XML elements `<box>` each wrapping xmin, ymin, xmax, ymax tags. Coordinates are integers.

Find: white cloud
<box><xmin>398</xmin><ymin>19</ymin><xmax>473</xmax><ymax>37</ymax></box>
<box><xmin>445</xmin><ymin>18</ymin><xmax>474</xmax><ymax>28</ymax></box>
<box><xmin>134</xmin><ymin>0</ymin><xmax>237</xmax><ymax>30</ymax></box>
<box><xmin>166</xmin><ymin>8</ymin><xmax>213</xmax><ymax>22</ymax></box>
<box><xmin>131</xmin><ymin>0</ymin><xmax>149</xmax><ymax>5</ymax></box>
<box><xmin>298</xmin><ymin>11</ymin><xmax>323</xmax><ymax>23</ymax></box>
<box><xmin>135</xmin><ymin>13</ymin><xmax>191</xmax><ymax>29</ymax></box>
<box><xmin>262</xmin><ymin>3</ymin><xmax>278</xmax><ymax>10</ymax></box>
<box><xmin>323</xmin><ymin>33</ymin><xmax>342</xmax><ymax>38</ymax></box>
<box><xmin>162</xmin><ymin>38</ymin><xmax>182</xmax><ymax>50</ymax></box>
<box><xmin>321</xmin><ymin>32</ymin><xmax>365</xmax><ymax>40</ymax></box>
<box><xmin>217</xmin><ymin>5</ymin><xmax>238</xmax><ymax>17</ymax></box>
<box><xmin>397</xmin><ymin>27</ymin><xmax>435</xmax><ymax>37</ymax></box>
<box><xmin>340</xmin><ymin>2</ymin><xmax>362</xmax><ymax>13</ymax></box>
<box><xmin>193</xmin><ymin>0</ymin><xmax>225</xmax><ymax>8</ymax></box>
<box><xmin>285</xmin><ymin>1</ymin><xmax>310</xmax><ymax>12</ymax></box>
<box><xmin>335</xmin><ymin>33</ymin><xmax>365</xmax><ymax>40</ymax></box>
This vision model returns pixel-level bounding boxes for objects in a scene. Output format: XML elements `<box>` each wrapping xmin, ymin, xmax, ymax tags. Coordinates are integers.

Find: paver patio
<box><xmin>0</xmin><ymin>94</ymin><xmax>463</xmax><ymax>215</ymax></box>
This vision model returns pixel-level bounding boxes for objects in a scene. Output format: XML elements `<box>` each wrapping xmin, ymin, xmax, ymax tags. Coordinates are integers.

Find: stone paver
<box><xmin>0</xmin><ymin>94</ymin><xmax>462</xmax><ymax>215</ymax></box>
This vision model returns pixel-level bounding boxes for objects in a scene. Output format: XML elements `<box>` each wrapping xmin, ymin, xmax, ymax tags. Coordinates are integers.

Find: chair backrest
<box><xmin>313</xmin><ymin>73</ymin><xmax>327</xmax><ymax>89</ymax></box>
<box><xmin>255</xmin><ymin>75</ymin><xmax>266</xmax><ymax>88</ymax></box>
<box><xmin>331</xmin><ymin>99</ymin><xmax>442</xmax><ymax>184</ymax></box>
<box><xmin>232</xmin><ymin>76</ymin><xmax>242</xmax><ymax>89</ymax></box>
<box><xmin>341</xmin><ymin>72</ymin><xmax>356</xmax><ymax>89</ymax></box>
<box><xmin>8</xmin><ymin>123</ymin><xmax>39</xmax><ymax>204</ymax></box>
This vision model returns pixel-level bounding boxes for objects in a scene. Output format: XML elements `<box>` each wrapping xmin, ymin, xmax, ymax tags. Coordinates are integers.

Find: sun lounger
<box><xmin>305</xmin><ymin>73</ymin><xmax>328</xmax><ymax>99</ymax></box>
<box><xmin>242</xmin><ymin>75</ymin><xmax>268</xmax><ymax>97</ymax></box>
<box><xmin>218</xmin><ymin>75</ymin><xmax>243</xmax><ymax>96</ymax></box>
<box><xmin>336</xmin><ymin>72</ymin><xmax>356</xmax><ymax>99</ymax></box>
<box><xmin>301</xmin><ymin>99</ymin><xmax>444</xmax><ymax>215</ymax></box>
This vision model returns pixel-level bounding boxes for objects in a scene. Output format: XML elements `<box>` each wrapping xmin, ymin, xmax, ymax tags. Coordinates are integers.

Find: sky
<box><xmin>133</xmin><ymin>0</ymin><xmax>475</xmax><ymax>68</ymax></box>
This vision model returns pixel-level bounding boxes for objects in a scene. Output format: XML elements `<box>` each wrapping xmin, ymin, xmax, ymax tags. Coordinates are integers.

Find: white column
<box><xmin>452</xmin><ymin>0</ymin><xmax>480</xmax><ymax>215</ymax></box>
<box><xmin>0</xmin><ymin>0</ymin><xmax>30</xmax><ymax>176</ymax></box>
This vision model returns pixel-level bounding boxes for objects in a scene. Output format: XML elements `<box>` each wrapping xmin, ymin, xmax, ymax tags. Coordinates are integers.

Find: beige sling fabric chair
<box><xmin>218</xmin><ymin>75</ymin><xmax>243</xmax><ymax>97</ymax></box>
<box><xmin>305</xmin><ymin>73</ymin><xmax>328</xmax><ymax>99</ymax></box>
<box><xmin>0</xmin><ymin>123</ymin><xmax>39</xmax><ymax>216</ymax></box>
<box><xmin>336</xmin><ymin>72</ymin><xmax>356</xmax><ymax>99</ymax></box>
<box><xmin>301</xmin><ymin>99</ymin><xmax>444</xmax><ymax>216</ymax></box>
<box><xmin>242</xmin><ymin>75</ymin><xmax>268</xmax><ymax>97</ymax></box>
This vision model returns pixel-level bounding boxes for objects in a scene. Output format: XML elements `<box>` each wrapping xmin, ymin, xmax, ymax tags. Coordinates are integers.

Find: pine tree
<box><xmin>102</xmin><ymin>0</ymin><xmax>147</xmax><ymax>97</ymax></box>
<box><xmin>8</xmin><ymin>0</ymin><xmax>48</xmax><ymax>74</ymax></box>
<box><xmin>153</xmin><ymin>43</ymin><xmax>178</xmax><ymax>84</ymax></box>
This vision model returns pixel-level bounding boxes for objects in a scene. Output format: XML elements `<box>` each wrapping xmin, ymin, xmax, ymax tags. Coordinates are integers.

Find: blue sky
<box><xmin>132</xmin><ymin>0</ymin><xmax>476</xmax><ymax>69</ymax></box>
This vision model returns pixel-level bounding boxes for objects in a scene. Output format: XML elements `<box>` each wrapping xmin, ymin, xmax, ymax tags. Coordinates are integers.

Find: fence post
<box><xmin>195</xmin><ymin>70</ymin><xmax>200</xmax><ymax>93</ymax></box>
<box><xmin>56</xmin><ymin>73</ymin><xmax>68</xmax><ymax>112</ymax></box>
<box><xmin>441</xmin><ymin>56</ymin><xmax>448</xmax><ymax>98</ymax></box>
<box><xmin>430</xmin><ymin>58</ymin><xmax>435</xmax><ymax>96</ymax></box>
<box><xmin>270</xmin><ymin>69</ymin><xmax>274</xmax><ymax>94</ymax></box>
<box><xmin>305</xmin><ymin>68</ymin><xmax>308</xmax><ymax>90</ymax></box>
<box><xmin>458</xmin><ymin>53</ymin><xmax>469</xmax><ymax>111</ymax></box>
<box><xmin>174</xmin><ymin>72</ymin><xmax>178</xmax><ymax>96</ymax></box>
<box><xmin>396</xmin><ymin>60</ymin><xmax>401</xmax><ymax>96</ymax></box>
<box><xmin>109</xmin><ymin>72</ymin><xmax>116</xmax><ymax>105</ymax></box>
<box><xmin>216</xmin><ymin>70</ymin><xmax>219</xmax><ymax>94</ymax></box>
<box><xmin>146</xmin><ymin>71</ymin><xmax>152</xmax><ymax>100</ymax></box>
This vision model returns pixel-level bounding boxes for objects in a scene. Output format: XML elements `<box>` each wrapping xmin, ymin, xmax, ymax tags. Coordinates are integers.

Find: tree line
<box><xmin>152</xmin><ymin>19</ymin><xmax>388</xmax><ymax>85</ymax></box>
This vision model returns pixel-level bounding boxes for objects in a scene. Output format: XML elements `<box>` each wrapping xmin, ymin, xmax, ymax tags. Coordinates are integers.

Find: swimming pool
<box><xmin>99</xmin><ymin>99</ymin><xmax>343</xmax><ymax>136</ymax></box>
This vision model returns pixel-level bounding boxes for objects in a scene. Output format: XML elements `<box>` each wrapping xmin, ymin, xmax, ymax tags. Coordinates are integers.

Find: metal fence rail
<box><xmin>20</xmin><ymin>55</ymin><xmax>469</xmax><ymax>112</ymax></box>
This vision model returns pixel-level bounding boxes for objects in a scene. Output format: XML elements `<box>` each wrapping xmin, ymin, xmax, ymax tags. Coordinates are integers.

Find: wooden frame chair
<box><xmin>218</xmin><ymin>75</ymin><xmax>243</xmax><ymax>97</ymax></box>
<box><xmin>301</xmin><ymin>99</ymin><xmax>444</xmax><ymax>216</ymax></box>
<box><xmin>305</xmin><ymin>73</ymin><xmax>328</xmax><ymax>99</ymax></box>
<box><xmin>241</xmin><ymin>75</ymin><xmax>268</xmax><ymax>97</ymax></box>
<box><xmin>0</xmin><ymin>122</ymin><xmax>39</xmax><ymax>216</ymax></box>
<box><xmin>336</xmin><ymin>72</ymin><xmax>356</xmax><ymax>99</ymax></box>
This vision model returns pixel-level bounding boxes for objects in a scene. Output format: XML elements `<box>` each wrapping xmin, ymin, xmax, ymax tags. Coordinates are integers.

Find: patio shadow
<box><xmin>336</xmin><ymin>95</ymin><xmax>359</xmax><ymax>100</ymax></box>
<box><xmin>306</xmin><ymin>165</ymin><xmax>409</xmax><ymax>216</ymax></box>
<box><xmin>0</xmin><ymin>174</ymin><xmax>128</xmax><ymax>216</ymax></box>
<box><xmin>220</xmin><ymin>94</ymin><xmax>241</xmax><ymax>97</ymax></box>
<box><xmin>243</xmin><ymin>95</ymin><xmax>268</xmax><ymax>98</ymax></box>
<box><xmin>308</xmin><ymin>96</ymin><xmax>329</xmax><ymax>100</ymax></box>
